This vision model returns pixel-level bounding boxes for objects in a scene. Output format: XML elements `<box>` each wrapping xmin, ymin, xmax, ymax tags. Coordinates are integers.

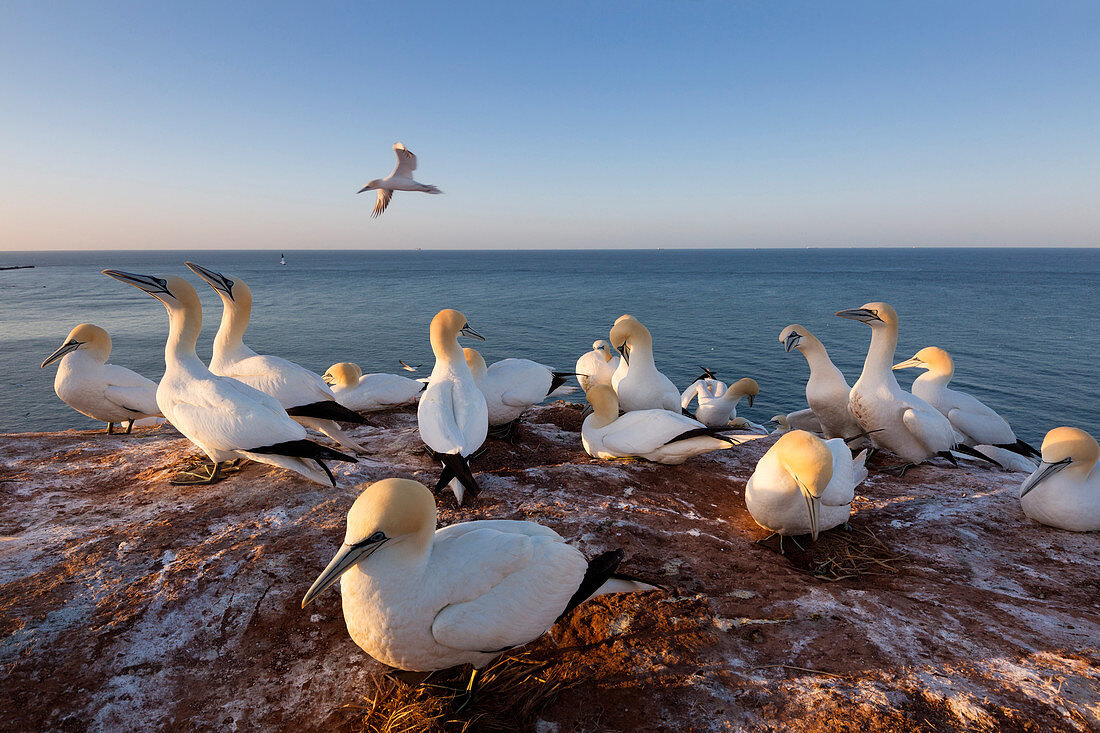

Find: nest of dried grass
<box><xmin>765</xmin><ymin>525</ymin><xmax>906</xmax><ymax>581</ymax></box>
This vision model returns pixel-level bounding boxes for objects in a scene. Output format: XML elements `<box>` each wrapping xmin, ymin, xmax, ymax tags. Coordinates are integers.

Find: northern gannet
<box><xmin>769</xmin><ymin>409</ymin><xmax>823</xmax><ymax>435</ymax></box>
<box><xmin>893</xmin><ymin>346</ymin><xmax>1040</xmax><ymax>461</ymax></box>
<box><xmin>102</xmin><ymin>270</ymin><xmax>356</xmax><ymax>485</ymax></box>
<box><xmin>41</xmin><ymin>323</ymin><xmax>161</xmax><ymax>434</ymax></box>
<box><xmin>1018</xmin><ymin>427</ymin><xmax>1100</xmax><ymax>532</ymax></box>
<box><xmin>464</xmin><ymin>349</ymin><xmax>574</xmax><ymax>438</ymax></box>
<box><xmin>357</xmin><ymin>143</ymin><xmax>442</xmax><ymax>218</ymax></box>
<box><xmin>745</xmin><ymin>431</ymin><xmax>867</xmax><ymax>549</ymax></box>
<box><xmin>302</xmin><ymin>478</ymin><xmax>657</xmax><ymax>704</ymax></box>
<box><xmin>582</xmin><ymin>385</ymin><xmax>742</xmax><ymax>463</ymax></box>
<box><xmin>609</xmin><ymin>315</ymin><xmax>680</xmax><ymax>413</ymax></box>
<box><xmin>779</xmin><ymin>324</ymin><xmax>863</xmax><ymax>441</ymax></box>
<box><xmin>682</xmin><ymin>377</ymin><xmax>760</xmax><ymax>428</ymax></box>
<box><xmin>837</xmin><ymin>302</ymin><xmax>957</xmax><ymax>474</ymax></box>
<box><xmin>418</xmin><ymin>309</ymin><xmax>488</xmax><ymax>505</ymax></box>
<box><xmin>323</xmin><ymin>362</ymin><xmax>424</xmax><ymax>412</ymax></box>
<box><xmin>575</xmin><ymin>340</ymin><xmax>619</xmax><ymax>392</ymax></box>
<box><xmin>185</xmin><ymin>263</ymin><xmax>369</xmax><ymax>455</ymax></box>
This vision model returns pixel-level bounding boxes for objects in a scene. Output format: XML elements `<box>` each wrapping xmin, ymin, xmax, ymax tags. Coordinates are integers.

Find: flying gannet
<box><xmin>582</xmin><ymin>385</ymin><xmax>744</xmax><ymax>463</ymax></box>
<box><xmin>682</xmin><ymin>377</ymin><xmax>760</xmax><ymax>428</ymax></box>
<box><xmin>609</xmin><ymin>315</ymin><xmax>680</xmax><ymax>413</ymax></box>
<box><xmin>418</xmin><ymin>309</ymin><xmax>488</xmax><ymax>505</ymax></box>
<box><xmin>357</xmin><ymin>143</ymin><xmax>443</xmax><ymax>218</ymax></box>
<box><xmin>323</xmin><ymin>362</ymin><xmax>424</xmax><ymax>412</ymax></box>
<box><xmin>575</xmin><ymin>340</ymin><xmax>619</xmax><ymax>393</ymax></box>
<box><xmin>779</xmin><ymin>324</ymin><xmax>863</xmax><ymax>441</ymax></box>
<box><xmin>41</xmin><ymin>323</ymin><xmax>161</xmax><ymax>434</ymax></box>
<box><xmin>836</xmin><ymin>302</ymin><xmax>957</xmax><ymax>475</ymax></box>
<box><xmin>185</xmin><ymin>262</ymin><xmax>369</xmax><ymax>455</ymax></box>
<box><xmin>301</xmin><ymin>478</ymin><xmax>658</xmax><ymax>706</ymax></box>
<box><xmin>464</xmin><ymin>348</ymin><xmax>574</xmax><ymax>438</ymax></box>
<box><xmin>1018</xmin><ymin>427</ymin><xmax>1100</xmax><ymax>532</ymax></box>
<box><xmin>102</xmin><ymin>270</ymin><xmax>356</xmax><ymax>485</ymax></box>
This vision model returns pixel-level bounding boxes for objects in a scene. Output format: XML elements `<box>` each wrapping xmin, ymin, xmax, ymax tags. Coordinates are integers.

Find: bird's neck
<box><xmin>861</xmin><ymin>326</ymin><xmax>899</xmax><ymax>383</ymax></box>
<box><xmin>627</xmin><ymin>336</ymin><xmax>656</xmax><ymax>369</ymax></box>
<box><xmin>213</xmin><ymin>300</ymin><xmax>253</xmax><ymax>362</ymax></box>
<box><xmin>430</xmin><ymin>333</ymin><xmax>466</xmax><ymax>372</ymax></box>
<box><xmin>914</xmin><ymin>367</ymin><xmax>952</xmax><ymax>390</ymax></box>
<box><xmin>164</xmin><ymin>305</ymin><xmax>206</xmax><ymax>370</ymax></box>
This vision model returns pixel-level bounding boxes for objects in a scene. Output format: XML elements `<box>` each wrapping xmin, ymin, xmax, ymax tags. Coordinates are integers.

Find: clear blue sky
<box><xmin>1</xmin><ymin>1</ymin><xmax>1097</xmax><ymax>250</ymax></box>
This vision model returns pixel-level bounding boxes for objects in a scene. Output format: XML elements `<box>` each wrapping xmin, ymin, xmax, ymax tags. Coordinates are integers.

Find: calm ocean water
<box><xmin>1</xmin><ymin>248</ymin><xmax>1097</xmax><ymax>443</ymax></box>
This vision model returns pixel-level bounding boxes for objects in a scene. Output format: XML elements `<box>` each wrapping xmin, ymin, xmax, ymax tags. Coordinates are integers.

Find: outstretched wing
<box><xmin>391</xmin><ymin>142</ymin><xmax>418</xmax><ymax>178</ymax></box>
<box><xmin>371</xmin><ymin>188</ymin><xmax>393</xmax><ymax>218</ymax></box>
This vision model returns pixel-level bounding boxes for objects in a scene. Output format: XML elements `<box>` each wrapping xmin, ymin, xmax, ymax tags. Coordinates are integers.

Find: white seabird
<box><xmin>608</xmin><ymin>315</ymin><xmax>680</xmax><ymax>413</ymax></box>
<box><xmin>185</xmin><ymin>262</ymin><xmax>369</xmax><ymax>455</ymax></box>
<box><xmin>769</xmin><ymin>409</ymin><xmax>823</xmax><ymax>435</ymax></box>
<box><xmin>357</xmin><ymin>142</ymin><xmax>443</xmax><ymax>218</ymax></box>
<box><xmin>323</xmin><ymin>362</ymin><xmax>425</xmax><ymax>412</ymax></box>
<box><xmin>102</xmin><ymin>270</ymin><xmax>357</xmax><ymax>485</ymax></box>
<box><xmin>892</xmin><ymin>346</ymin><xmax>1040</xmax><ymax>462</ymax></box>
<box><xmin>582</xmin><ymin>385</ymin><xmax>744</xmax><ymax>463</ymax></box>
<box><xmin>836</xmin><ymin>302</ymin><xmax>957</xmax><ymax>474</ymax></box>
<box><xmin>575</xmin><ymin>340</ymin><xmax>619</xmax><ymax>392</ymax></box>
<box><xmin>418</xmin><ymin>309</ymin><xmax>488</xmax><ymax>505</ymax></box>
<box><xmin>682</xmin><ymin>377</ymin><xmax>760</xmax><ymax>428</ymax></box>
<box><xmin>41</xmin><ymin>323</ymin><xmax>161</xmax><ymax>434</ymax></box>
<box><xmin>745</xmin><ymin>430</ymin><xmax>867</xmax><ymax>548</ymax></box>
<box><xmin>464</xmin><ymin>348</ymin><xmax>574</xmax><ymax>437</ymax></box>
<box><xmin>779</xmin><ymin>324</ymin><xmax>863</xmax><ymax>441</ymax></box>
<box><xmin>1018</xmin><ymin>427</ymin><xmax>1100</xmax><ymax>532</ymax></box>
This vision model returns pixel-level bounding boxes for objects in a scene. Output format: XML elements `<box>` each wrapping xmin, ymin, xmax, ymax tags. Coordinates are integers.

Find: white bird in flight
<box><xmin>358</xmin><ymin>143</ymin><xmax>442</xmax><ymax>218</ymax></box>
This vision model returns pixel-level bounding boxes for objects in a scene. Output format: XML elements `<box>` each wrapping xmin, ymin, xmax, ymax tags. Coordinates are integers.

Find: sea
<box><xmin>1</xmin><ymin>248</ymin><xmax>1097</xmax><ymax>444</ymax></box>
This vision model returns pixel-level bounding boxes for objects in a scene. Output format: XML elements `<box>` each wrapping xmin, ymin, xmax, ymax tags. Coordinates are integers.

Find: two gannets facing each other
<box><xmin>582</xmin><ymin>385</ymin><xmax>744</xmax><ymax>463</ymax></box>
<box><xmin>836</xmin><ymin>302</ymin><xmax>957</xmax><ymax>475</ymax></box>
<box><xmin>302</xmin><ymin>478</ymin><xmax>658</xmax><ymax>703</ymax></box>
<box><xmin>358</xmin><ymin>143</ymin><xmax>443</xmax><ymax>218</ymax></box>
<box><xmin>464</xmin><ymin>349</ymin><xmax>574</xmax><ymax>437</ymax></box>
<box><xmin>892</xmin><ymin>346</ymin><xmax>1040</xmax><ymax>462</ymax></box>
<box><xmin>185</xmin><ymin>263</ymin><xmax>369</xmax><ymax>456</ymax></box>
<box><xmin>609</xmin><ymin>315</ymin><xmax>681</xmax><ymax>413</ymax></box>
<box><xmin>418</xmin><ymin>309</ymin><xmax>488</xmax><ymax>505</ymax></box>
<box><xmin>102</xmin><ymin>270</ymin><xmax>357</xmax><ymax>486</ymax></box>
<box><xmin>1018</xmin><ymin>427</ymin><xmax>1100</xmax><ymax>532</ymax></box>
<box><xmin>779</xmin><ymin>324</ymin><xmax>863</xmax><ymax>441</ymax></box>
<box><xmin>41</xmin><ymin>323</ymin><xmax>161</xmax><ymax>434</ymax></box>
<box><xmin>682</xmin><ymin>377</ymin><xmax>760</xmax><ymax>428</ymax></box>
<box><xmin>769</xmin><ymin>409</ymin><xmax>824</xmax><ymax>436</ymax></box>
<box><xmin>323</xmin><ymin>362</ymin><xmax>425</xmax><ymax>412</ymax></box>
<box><xmin>575</xmin><ymin>340</ymin><xmax>619</xmax><ymax>392</ymax></box>
<box><xmin>745</xmin><ymin>430</ymin><xmax>868</xmax><ymax>548</ymax></box>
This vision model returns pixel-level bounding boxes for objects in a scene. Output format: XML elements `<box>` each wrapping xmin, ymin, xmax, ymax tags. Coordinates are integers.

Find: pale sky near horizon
<box><xmin>1</xmin><ymin>1</ymin><xmax>1097</xmax><ymax>251</ymax></box>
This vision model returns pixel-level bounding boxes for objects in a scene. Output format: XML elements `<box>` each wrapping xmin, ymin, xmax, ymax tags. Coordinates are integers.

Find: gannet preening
<box><xmin>836</xmin><ymin>303</ymin><xmax>957</xmax><ymax>475</ymax></box>
<box><xmin>893</xmin><ymin>347</ymin><xmax>1040</xmax><ymax>462</ymax></box>
<box><xmin>418</xmin><ymin>309</ymin><xmax>488</xmax><ymax>505</ymax></box>
<box><xmin>323</xmin><ymin>362</ymin><xmax>424</xmax><ymax>412</ymax></box>
<box><xmin>779</xmin><ymin>324</ymin><xmax>863</xmax><ymax>441</ymax></box>
<box><xmin>769</xmin><ymin>409</ymin><xmax>823</xmax><ymax>435</ymax></box>
<box><xmin>575</xmin><ymin>340</ymin><xmax>619</xmax><ymax>392</ymax></box>
<box><xmin>40</xmin><ymin>323</ymin><xmax>161</xmax><ymax>434</ymax></box>
<box><xmin>682</xmin><ymin>377</ymin><xmax>760</xmax><ymax>428</ymax></box>
<box><xmin>464</xmin><ymin>349</ymin><xmax>574</xmax><ymax>438</ymax></box>
<box><xmin>102</xmin><ymin>270</ymin><xmax>356</xmax><ymax>485</ymax></box>
<box><xmin>1018</xmin><ymin>427</ymin><xmax>1100</xmax><ymax>532</ymax></box>
<box><xmin>609</xmin><ymin>315</ymin><xmax>680</xmax><ymax>413</ymax></box>
<box><xmin>302</xmin><ymin>479</ymin><xmax>657</xmax><ymax>706</ymax></box>
<box><xmin>185</xmin><ymin>263</ymin><xmax>369</xmax><ymax>456</ymax></box>
<box><xmin>745</xmin><ymin>431</ymin><xmax>867</xmax><ymax>549</ymax></box>
<box><xmin>582</xmin><ymin>385</ymin><xmax>742</xmax><ymax>463</ymax></box>
<box><xmin>357</xmin><ymin>143</ymin><xmax>442</xmax><ymax>218</ymax></box>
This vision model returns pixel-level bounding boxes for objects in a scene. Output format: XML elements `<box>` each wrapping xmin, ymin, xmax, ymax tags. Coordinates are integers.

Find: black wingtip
<box><xmin>248</xmin><ymin>439</ymin><xmax>358</xmax><ymax>464</ymax></box>
<box><xmin>285</xmin><ymin>400</ymin><xmax>367</xmax><ymax>424</ymax></box>
<box><xmin>952</xmin><ymin>444</ymin><xmax>1004</xmax><ymax>469</ymax></box>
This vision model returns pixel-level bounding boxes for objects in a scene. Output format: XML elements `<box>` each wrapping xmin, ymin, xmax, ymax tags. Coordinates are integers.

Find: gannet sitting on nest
<box><xmin>102</xmin><ymin>270</ymin><xmax>356</xmax><ymax>485</ymax></box>
<box><xmin>609</xmin><ymin>315</ymin><xmax>680</xmax><ymax>412</ymax></box>
<box><xmin>464</xmin><ymin>348</ymin><xmax>574</xmax><ymax>439</ymax></box>
<box><xmin>41</xmin><ymin>323</ymin><xmax>161</xmax><ymax>434</ymax></box>
<box><xmin>323</xmin><ymin>362</ymin><xmax>424</xmax><ymax>412</ymax></box>
<box><xmin>681</xmin><ymin>377</ymin><xmax>760</xmax><ymax>428</ymax></box>
<box><xmin>1018</xmin><ymin>427</ymin><xmax>1100</xmax><ymax>532</ymax></box>
<box><xmin>418</xmin><ymin>309</ymin><xmax>488</xmax><ymax>505</ymax></box>
<box><xmin>769</xmin><ymin>409</ymin><xmax>823</xmax><ymax>435</ymax></box>
<box><xmin>357</xmin><ymin>143</ymin><xmax>443</xmax><ymax>218</ymax></box>
<box><xmin>836</xmin><ymin>302</ymin><xmax>958</xmax><ymax>475</ymax></box>
<box><xmin>582</xmin><ymin>385</ymin><xmax>744</xmax><ymax>463</ymax></box>
<box><xmin>779</xmin><ymin>324</ymin><xmax>863</xmax><ymax>441</ymax></box>
<box><xmin>745</xmin><ymin>430</ymin><xmax>868</xmax><ymax>550</ymax></box>
<box><xmin>893</xmin><ymin>346</ymin><xmax>1039</xmax><ymax>462</ymax></box>
<box><xmin>575</xmin><ymin>340</ymin><xmax>619</xmax><ymax>392</ymax></box>
<box><xmin>185</xmin><ymin>263</ymin><xmax>368</xmax><ymax>455</ymax></box>
<box><xmin>302</xmin><ymin>478</ymin><xmax>658</xmax><ymax>706</ymax></box>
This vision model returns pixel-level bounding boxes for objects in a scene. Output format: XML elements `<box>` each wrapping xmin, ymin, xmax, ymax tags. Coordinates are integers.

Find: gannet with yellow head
<box><xmin>608</xmin><ymin>315</ymin><xmax>681</xmax><ymax>413</ymax></box>
<box><xmin>1018</xmin><ymin>427</ymin><xmax>1100</xmax><ymax>532</ymax></box>
<box><xmin>464</xmin><ymin>348</ymin><xmax>574</xmax><ymax>438</ymax></box>
<box><xmin>102</xmin><ymin>270</ymin><xmax>357</xmax><ymax>486</ymax></box>
<box><xmin>302</xmin><ymin>478</ymin><xmax>657</xmax><ymax>704</ymax></box>
<box><xmin>575</xmin><ymin>340</ymin><xmax>619</xmax><ymax>392</ymax></box>
<box><xmin>779</xmin><ymin>324</ymin><xmax>863</xmax><ymax>441</ymax></box>
<box><xmin>41</xmin><ymin>323</ymin><xmax>161</xmax><ymax>434</ymax></box>
<box><xmin>322</xmin><ymin>362</ymin><xmax>424</xmax><ymax>412</ymax></box>
<box><xmin>688</xmin><ymin>377</ymin><xmax>760</xmax><ymax>428</ymax></box>
<box><xmin>769</xmin><ymin>408</ymin><xmax>823</xmax><ymax>436</ymax></box>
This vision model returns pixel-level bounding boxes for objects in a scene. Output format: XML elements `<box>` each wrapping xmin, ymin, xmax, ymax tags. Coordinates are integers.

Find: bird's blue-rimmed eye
<box><xmin>369</xmin><ymin>531</ymin><xmax>386</xmax><ymax>542</ymax></box>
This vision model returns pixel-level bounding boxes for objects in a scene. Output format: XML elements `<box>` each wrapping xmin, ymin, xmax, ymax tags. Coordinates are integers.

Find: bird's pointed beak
<box><xmin>892</xmin><ymin>356</ymin><xmax>923</xmax><ymax>371</ymax></box>
<box><xmin>459</xmin><ymin>323</ymin><xmax>485</xmax><ymax>341</ymax></box>
<box><xmin>41</xmin><ymin>340</ymin><xmax>80</xmax><ymax>368</ymax></box>
<box><xmin>581</xmin><ymin>403</ymin><xmax>594</xmax><ymax>419</ymax></box>
<box><xmin>102</xmin><ymin>270</ymin><xmax>173</xmax><ymax>302</ymax></box>
<box><xmin>616</xmin><ymin>342</ymin><xmax>629</xmax><ymax>365</ymax></box>
<box><xmin>783</xmin><ymin>332</ymin><xmax>801</xmax><ymax>353</ymax></box>
<box><xmin>795</xmin><ymin>476</ymin><xmax>821</xmax><ymax>541</ymax></box>
<box><xmin>1019</xmin><ymin>458</ymin><xmax>1071</xmax><ymax>498</ymax></box>
<box><xmin>184</xmin><ymin>262</ymin><xmax>235</xmax><ymax>301</ymax></box>
<box><xmin>302</xmin><ymin>537</ymin><xmax>387</xmax><ymax>608</ymax></box>
<box><xmin>357</xmin><ymin>185</ymin><xmax>372</xmax><ymax>194</ymax></box>
<box><xmin>835</xmin><ymin>308</ymin><xmax>883</xmax><ymax>324</ymax></box>
<box><xmin>747</xmin><ymin>394</ymin><xmax>755</xmax><ymax>408</ymax></box>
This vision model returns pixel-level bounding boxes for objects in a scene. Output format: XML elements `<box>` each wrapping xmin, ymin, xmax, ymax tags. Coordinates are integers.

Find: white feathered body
<box><xmin>575</xmin><ymin>349</ymin><xmax>619</xmax><ymax>392</ymax></box>
<box><xmin>53</xmin><ymin>351</ymin><xmax>160</xmax><ymax>424</ymax></box>
<box><xmin>910</xmin><ymin>374</ymin><xmax>1016</xmax><ymax>447</ymax></box>
<box><xmin>478</xmin><ymin>358</ymin><xmax>567</xmax><ymax>426</ymax></box>
<box><xmin>806</xmin><ymin>364</ymin><xmax>862</xmax><ymax>440</ymax></box>
<box><xmin>849</xmin><ymin>373</ymin><xmax>955</xmax><ymax>463</ymax></box>
<box><xmin>210</xmin><ymin>348</ymin><xmax>336</xmax><ymax>411</ymax></box>
<box><xmin>1019</xmin><ymin>471</ymin><xmax>1100</xmax><ymax>532</ymax></box>
<box><xmin>611</xmin><ymin>355</ymin><xmax>680</xmax><ymax>413</ymax></box>
<box><xmin>332</xmin><ymin>372</ymin><xmax>423</xmax><ymax>412</ymax></box>
<box><xmin>418</xmin><ymin>361</ymin><xmax>488</xmax><ymax>459</ymax></box>
<box><xmin>582</xmin><ymin>409</ymin><xmax>733</xmax><ymax>464</ymax></box>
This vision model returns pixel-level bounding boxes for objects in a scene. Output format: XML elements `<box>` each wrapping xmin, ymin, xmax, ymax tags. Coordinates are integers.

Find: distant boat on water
<box><xmin>280</xmin><ymin>253</ymin><xmax>286</xmax><ymax>266</ymax></box>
